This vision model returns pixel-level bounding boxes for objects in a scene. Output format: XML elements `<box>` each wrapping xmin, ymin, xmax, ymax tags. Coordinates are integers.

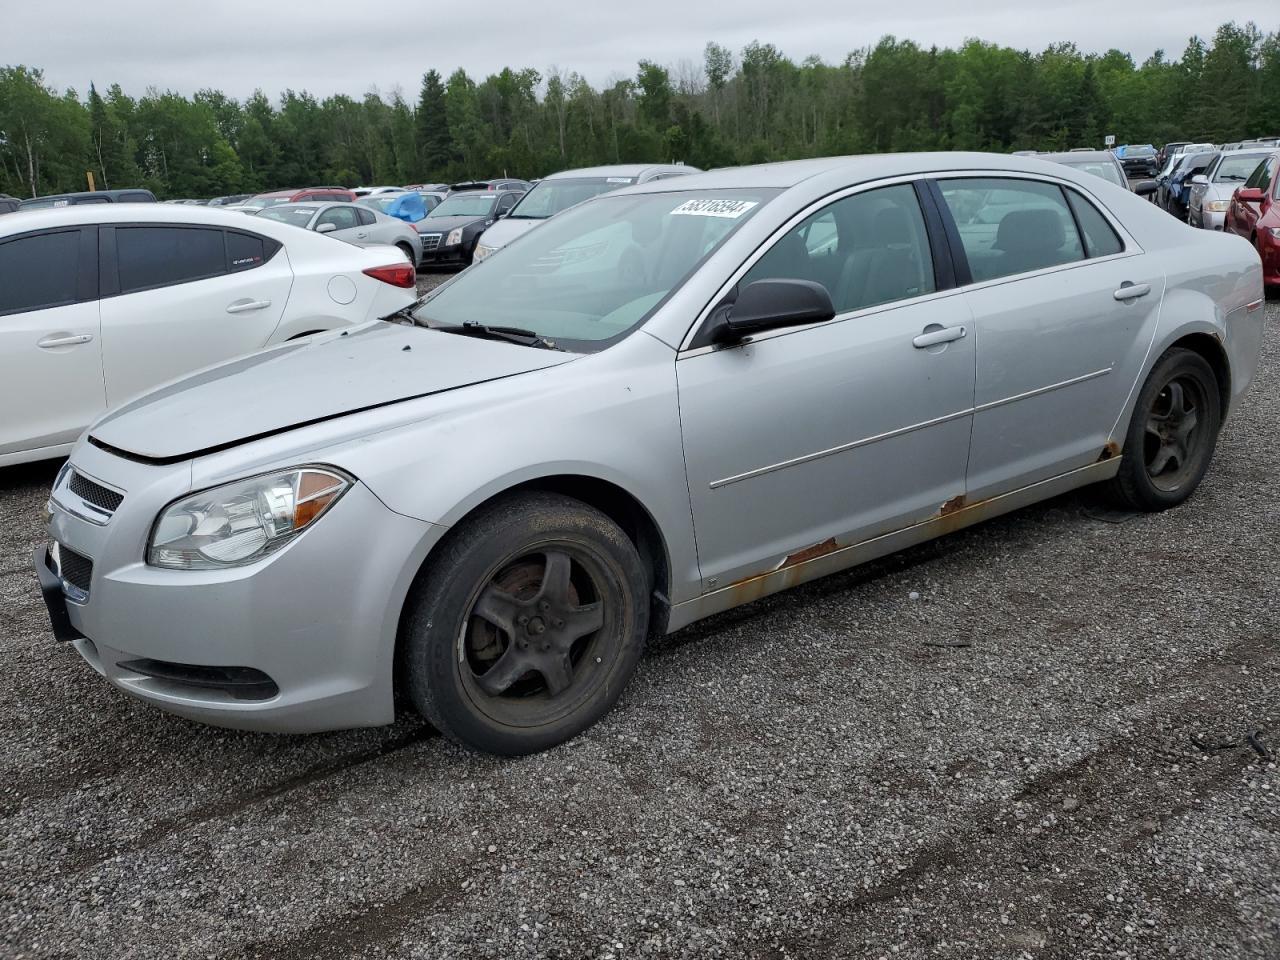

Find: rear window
<box><xmin>116</xmin><ymin>226</ymin><xmax>228</xmax><ymax>293</ymax></box>
<box><xmin>0</xmin><ymin>230</ymin><xmax>81</xmax><ymax>314</ymax></box>
<box><xmin>1060</xmin><ymin>160</ymin><xmax>1125</xmax><ymax>188</ymax></box>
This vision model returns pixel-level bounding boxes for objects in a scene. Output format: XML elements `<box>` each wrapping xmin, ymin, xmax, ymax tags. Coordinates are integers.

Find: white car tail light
<box><xmin>363</xmin><ymin>263</ymin><xmax>417</xmax><ymax>288</ymax></box>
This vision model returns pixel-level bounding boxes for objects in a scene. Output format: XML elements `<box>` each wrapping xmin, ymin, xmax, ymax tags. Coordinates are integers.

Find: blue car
<box><xmin>356</xmin><ymin>191</ymin><xmax>427</xmax><ymax>224</ymax></box>
<box><xmin>1166</xmin><ymin>151</ymin><xmax>1218</xmax><ymax>219</ymax></box>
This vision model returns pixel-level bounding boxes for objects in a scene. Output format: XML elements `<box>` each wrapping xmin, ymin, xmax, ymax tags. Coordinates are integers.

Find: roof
<box><xmin>624</xmin><ymin>151</ymin><xmax>1130</xmax><ymax>196</ymax></box>
<box><xmin>0</xmin><ymin>202</ymin><xmax>285</xmax><ymax>234</ymax></box>
<box><xmin>1036</xmin><ymin>150</ymin><xmax>1117</xmax><ymax>163</ymax></box>
<box><xmin>543</xmin><ymin>163</ymin><xmax>698</xmax><ymax>181</ymax></box>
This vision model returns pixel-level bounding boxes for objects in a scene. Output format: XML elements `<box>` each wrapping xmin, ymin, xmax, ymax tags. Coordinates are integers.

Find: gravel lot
<box><xmin>1</xmin><ymin>292</ymin><xmax>1276</xmax><ymax>960</ymax></box>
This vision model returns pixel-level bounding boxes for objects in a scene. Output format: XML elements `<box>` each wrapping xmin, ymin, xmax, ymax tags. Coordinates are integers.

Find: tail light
<box><xmin>362</xmin><ymin>263</ymin><xmax>416</xmax><ymax>288</ymax></box>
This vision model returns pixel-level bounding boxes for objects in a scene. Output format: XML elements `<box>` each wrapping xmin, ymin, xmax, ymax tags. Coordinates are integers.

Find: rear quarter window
<box><xmin>227</xmin><ymin>231</ymin><xmax>281</xmax><ymax>272</ymax></box>
<box><xmin>1065</xmin><ymin>190</ymin><xmax>1124</xmax><ymax>258</ymax></box>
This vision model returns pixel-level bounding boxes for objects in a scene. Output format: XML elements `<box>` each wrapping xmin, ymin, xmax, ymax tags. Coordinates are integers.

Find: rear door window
<box><xmin>0</xmin><ymin>230</ymin><xmax>82</xmax><ymax>314</ymax></box>
<box><xmin>317</xmin><ymin>206</ymin><xmax>359</xmax><ymax>231</ymax></box>
<box><xmin>937</xmin><ymin>178</ymin><xmax>1084</xmax><ymax>283</ymax></box>
<box><xmin>116</xmin><ymin>226</ymin><xmax>227</xmax><ymax>293</ymax></box>
<box><xmin>356</xmin><ymin>207</ymin><xmax>376</xmax><ymax>226</ymax></box>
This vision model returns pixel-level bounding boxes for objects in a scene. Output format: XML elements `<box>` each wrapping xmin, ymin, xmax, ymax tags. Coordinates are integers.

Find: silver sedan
<box><xmin>37</xmin><ymin>153</ymin><xmax>1265</xmax><ymax>754</ymax></box>
<box><xmin>256</xmin><ymin>201</ymin><xmax>421</xmax><ymax>265</ymax></box>
<box><xmin>1189</xmin><ymin>150</ymin><xmax>1273</xmax><ymax>230</ymax></box>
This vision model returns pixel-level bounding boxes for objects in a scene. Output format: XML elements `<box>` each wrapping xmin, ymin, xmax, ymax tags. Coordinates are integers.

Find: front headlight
<box><xmin>148</xmin><ymin>467</ymin><xmax>351</xmax><ymax>570</ymax></box>
<box><xmin>1266</xmin><ymin>227</ymin><xmax>1280</xmax><ymax>240</ymax></box>
<box><xmin>446</xmin><ymin>228</ymin><xmax>464</xmax><ymax>247</ymax></box>
<box><xmin>473</xmin><ymin>243</ymin><xmax>494</xmax><ymax>262</ymax></box>
<box><xmin>1206</xmin><ymin>200</ymin><xmax>1230</xmax><ymax>213</ymax></box>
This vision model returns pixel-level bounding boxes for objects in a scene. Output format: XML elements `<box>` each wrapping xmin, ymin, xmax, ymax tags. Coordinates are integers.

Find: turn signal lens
<box><xmin>363</xmin><ymin>263</ymin><xmax>417</xmax><ymax>288</ymax></box>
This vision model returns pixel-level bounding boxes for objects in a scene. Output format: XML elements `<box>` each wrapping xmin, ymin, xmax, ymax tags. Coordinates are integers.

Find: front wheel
<box><xmin>1108</xmin><ymin>348</ymin><xmax>1221</xmax><ymax>511</ymax></box>
<box><xmin>401</xmin><ymin>492</ymin><xmax>649</xmax><ymax>755</ymax></box>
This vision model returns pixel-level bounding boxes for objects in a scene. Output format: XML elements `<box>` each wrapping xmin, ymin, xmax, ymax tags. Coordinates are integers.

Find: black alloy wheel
<box><xmin>1108</xmin><ymin>347</ymin><xmax>1221</xmax><ymax>511</ymax></box>
<box><xmin>402</xmin><ymin>492</ymin><xmax>648</xmax><ymax>754</ymax></box>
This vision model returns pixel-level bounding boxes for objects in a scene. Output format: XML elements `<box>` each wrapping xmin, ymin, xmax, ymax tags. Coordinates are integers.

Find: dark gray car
<box><xmin>1037</xmin><ymin>151</ymin><xmax>1156</xmax><ymax>197</ymax></box>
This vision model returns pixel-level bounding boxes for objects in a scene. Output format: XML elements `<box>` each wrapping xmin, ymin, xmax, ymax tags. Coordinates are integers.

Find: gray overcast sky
<box><xmin>9</xmin><ymin>0</ymin><xmax>1275</xmax><ymax>101</ymax></box>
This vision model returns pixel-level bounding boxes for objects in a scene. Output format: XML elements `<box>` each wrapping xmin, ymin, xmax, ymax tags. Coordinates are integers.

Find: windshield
<box><xmin>257</xmin><ymin>205</ymin><xmax>317</xmax><ymax>226</ymax></box>
<box><xmin>412</xmin><ymin>189</ymin><xmax>775</xmax><ymax>352</ymax></box>
<box><xmin>1061</xmin><ymin>160</ymin><xmax>1125</xmax><ymax>187</ymax></box>
<box><xmin>1126</xmin><ymin>146</ymin><xmax>1156</xmax><ymax>158</ymax></box>
<box><xmin>509</xmin><ymin>177</ymin><xmax>634</xmax><ymax>219</ymax></box>
<box><xmin>430</xmin><ymin>194</ymin><xmax>497</xmax><ymax>218</ymax></box>
<box><xmin>1214</xmin><ymin>154</ymin><xmax>1269</xmax><ymax>182</ymax></box>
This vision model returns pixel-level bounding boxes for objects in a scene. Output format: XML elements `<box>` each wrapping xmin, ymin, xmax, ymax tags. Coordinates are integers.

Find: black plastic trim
<box><xmin>913</xmin><ymin>179</ymin><xmax>957</xmax><ymax>292</ymax></box>
<box><xmin>924</xmin><ymin>179</ymin><xmax>973</xmax><ymax>286</ymax></box>
<box><xmin>33</xmin><ymin>546</ymin><xmax>85</xmax><ymax>642</ymax></box>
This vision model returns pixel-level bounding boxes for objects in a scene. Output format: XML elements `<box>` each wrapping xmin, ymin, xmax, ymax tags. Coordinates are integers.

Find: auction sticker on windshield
<box><xmin>670</xmin><ymin>199</ymin><xmax>759</xmax><ymax>218</ymax></box>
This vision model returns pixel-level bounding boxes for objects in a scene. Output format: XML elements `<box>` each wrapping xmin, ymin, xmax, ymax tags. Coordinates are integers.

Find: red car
<box><xmin>239</xmin><ymin>187</ymin><xmax>356</xmax><ymax>212</ymax></box>
<box><xmin>1225</xmin><ymin>150</ymin><xmax>1280</xmax><ymax>286</ymax></box>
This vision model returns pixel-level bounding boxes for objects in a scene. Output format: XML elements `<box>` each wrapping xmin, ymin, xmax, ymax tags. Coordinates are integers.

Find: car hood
<box><xmin>88</xmin><ymin>322</ymin><xmax>575</xmax><ymax>463</ymax></box>
<box><xmin>479</xmin><ymin>217</ymin><xmax>543</xmax><ymax>249</ymax></box>
<box><xmin>1205</xmin><ymin>182</ymin><xmax>1242</xmax><ymax>200</ymax></box>
<box><xmin>418</xmin><ymin>214</ymin><xmax>490</xmax><ymax>234</ymax></box>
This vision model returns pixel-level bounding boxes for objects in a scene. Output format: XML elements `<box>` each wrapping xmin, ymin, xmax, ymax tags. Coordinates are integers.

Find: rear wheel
<box><xmin>401</xmin><ymin>492</ymin><xmax>648</xmax><ymax>755</ymax></box>
<box><xmin>1108</xmin><ymin>348</ymin><xmax>1221</xmax><ymax>511</ymax></box>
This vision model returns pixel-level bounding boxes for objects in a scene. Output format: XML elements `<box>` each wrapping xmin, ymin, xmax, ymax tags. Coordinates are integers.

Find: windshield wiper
<box><xmin>434</xmin><ymin>321</ymin><xmax>563</xmax><ymax>351</ymax></box>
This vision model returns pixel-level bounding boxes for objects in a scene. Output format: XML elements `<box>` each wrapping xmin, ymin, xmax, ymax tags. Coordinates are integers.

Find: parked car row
<box><xmin>30</xmin><ymin>151</ymin><xmax>1265</xmax><ymax>755</ymax></box>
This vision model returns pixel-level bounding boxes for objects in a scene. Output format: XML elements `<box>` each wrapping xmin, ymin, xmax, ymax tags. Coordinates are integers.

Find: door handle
<box><xmin>912</xmin><ymin>325</ymin><xmax>967</xmax><ymax>349</ymax></box>
<box><xmin>1113</xmin><ymin>282</ymin><xmax>1151</xmax><ymax>301</ymax></box>
<box><xmin>355</xmin><ymin>232</ymin><xmax>368</xmax><ymax>239</ymax></box>
<box><xmin>37</xmin><ymin>333</ymin><xmax>93</xmax><ymax>348</ymax></box>
<box><xmin>226</xmin><ymin>299</ymin><xmax>272</xmax><ymax>314</ymax></box>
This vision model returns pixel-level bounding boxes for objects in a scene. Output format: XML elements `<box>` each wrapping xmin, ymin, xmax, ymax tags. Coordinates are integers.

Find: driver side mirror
<box><xmin>1190</xmin><ymin>174</ymin><xmax>1209</xmax><ymax>186</ymax></box>
<box><xmin>1236</xmin><ymin>187</ymin><xmax>1265</xmax><ymax>204</ymax></box>
<box><xmin>1133</xmin><ymin>179</ymin><xmax>1158</xmax><ymax>196</ymax></box>
<box><xmin>708</xmin><ymin>279</ymin><xmax>835</xmax><ymax>345</ymax></box>
<box><xmin>316</xmin><ymin>222</ymin><xmax>338</xmax><ymax>234</ymax></box>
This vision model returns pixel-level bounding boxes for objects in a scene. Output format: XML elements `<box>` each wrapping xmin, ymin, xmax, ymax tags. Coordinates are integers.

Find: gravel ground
<box><xmin>0</xmin><ymin>296</ymin><xmax>1276</xmax><ymax>960</ymax></box>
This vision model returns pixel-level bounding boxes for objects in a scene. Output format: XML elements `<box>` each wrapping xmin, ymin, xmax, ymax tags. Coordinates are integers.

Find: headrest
<box><xmin>873</xmin><ymin>206</ymin><xmax>913</xmax><ymax>245</ymax></box>
<box><xmin>994</xmin><ymin>208</ymin><xmax>1065</xmax><ymax>253</ymax></box>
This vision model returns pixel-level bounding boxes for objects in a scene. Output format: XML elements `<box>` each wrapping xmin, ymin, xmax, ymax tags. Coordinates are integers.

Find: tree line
<box><xmin>1</xmin><ymin>21</ymin><xmax>1276</xmax><ymax>200</ymax></box>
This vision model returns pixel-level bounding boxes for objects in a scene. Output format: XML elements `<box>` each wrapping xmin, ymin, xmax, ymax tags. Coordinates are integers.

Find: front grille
<box><xmin>68</xmin><ymin>471</ymin><xmax>124</xmax><ymax>513</ymax></box>
<box><xmin>57</xmin><ymin>544</ymin><xmax>93</xmax><ymax>592</ymax></box>
<box><xmin>421</xmin><ymin>233</ymin><xmax>441</xmax><ymax>252</ymax></box>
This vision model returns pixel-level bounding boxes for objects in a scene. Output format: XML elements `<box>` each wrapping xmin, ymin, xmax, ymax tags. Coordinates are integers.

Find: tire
<box><xmin>1107</xmin><ymin>348</ymin><xmax>1221</xmax><ymax>511</ymax></box>
<box><xmin>401</xmin><ymin>492</ymin><xmax>649</xmax><ymax>755</ymax></box>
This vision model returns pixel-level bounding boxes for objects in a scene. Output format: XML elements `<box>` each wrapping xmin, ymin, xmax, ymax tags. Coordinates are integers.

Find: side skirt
<box><xmin>665</xmin><ymin>458</ymin><xmax>1121</xmax><ymax>632</ymax></box>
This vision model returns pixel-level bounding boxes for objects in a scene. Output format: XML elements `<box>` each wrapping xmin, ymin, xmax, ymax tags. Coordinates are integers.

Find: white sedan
<box><xmin>0</xmin><ymin>203</ymin><xmax>417</xmax><ymax>467</ymax></box>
